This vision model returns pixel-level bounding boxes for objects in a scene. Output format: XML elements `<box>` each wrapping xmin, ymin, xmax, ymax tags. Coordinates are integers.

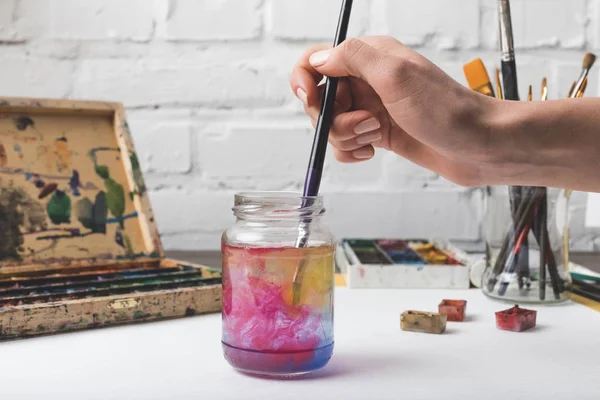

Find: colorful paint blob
<box><xmin>221</xmin><ymin>244</ymin><xmax>335</xmax><ymax>376</ymax></box>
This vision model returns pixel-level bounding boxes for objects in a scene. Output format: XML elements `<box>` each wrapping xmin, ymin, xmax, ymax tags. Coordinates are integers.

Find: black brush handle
<box><xmin>487</xmin><ymin>187</ymin><xmax>541</xmax><ymax>292</ymax></box>
<box><xmin>501</xmin><ymin>58</ymin><xmax>532</xmax><ymax>287</ymax></box>
<box><xmin>501</xmin><ymin>59</ymin><xmax>519</xmax><ymax>101</ymax></box>
<box><xmin>302</xmin><ymin>78</ymin><xmax>339</xmax><ymax>197</ymax></box>
<box><xmin>538</xmin><ymin>192</ymin><xmax>547</xmax><ymax>300</ymax></box>
<box><xmin>295</xmin><ymin>0</ymin><xmax>353</xmax><ymax>252</ymax></box>
<box><xmin>570</xmin><ymin>287</ymin><xmax>600</xmax><ymax>303</ymax></box>
<box><xmin>303</xmin><ymin>0</ymin><xmax>353</xmax><ymax>198</ymax></box>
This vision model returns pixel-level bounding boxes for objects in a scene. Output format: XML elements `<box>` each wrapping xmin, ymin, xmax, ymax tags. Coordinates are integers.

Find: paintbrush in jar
<box><xmin>515</xmin><ymin>84</ymin><xmax>534</xmax><ymax>290</ymax></box>
<box><xmin>497</xmin><ymin>0</ymin><xmax>530</xmax><ymax>283</ymax></box>
<box><xmin>463</xmin><ymin>58</ymin><xmax>496</xmax><ymax>97</ymax></box>
<box><xmin>571</xmin><ymin>53</ymin><xmax>596</xmax><ymax>98</ymax></box>
<box><xmin>568</xmin><ymin>81</ymin><xmax>577</xmax><ymax>98</ymax></box>
<box><xmin>537</xmin><ymin>78</ymin><xmax>549</xmax><ymax>300</ymax></box>
<box><xmin>292</xmin><ymin>0</ymin><xmax>354</xmax><ymax>305</ymax></box>
<box><xmin>462</xmin><ymin>58</ymin><xmax>494</xmax><ymax>196</ymax></box>
<box><xmin>498</xmin><ymin>195</ymin><xmax>541</xmax><ymax>296</ymax></box>
<box><xmin>565</xmin><ymin>53</ymin><xmax>594</xmax><ymax>199</ymax></box>
<box><xmin>540</xmin><ymin>77</ymin><xmax>548</xmax><ymax>101</ymax></box>
<box><xmin>498</xmin><ymin>0</ymin><xmax>519</xmax><ymax>101</ymax></box>
<box><xmin>562</xmin><ymin>54</ymin><xmax>596</xmax><ymax>279</ymax></box>
<box><xmin>495</xmin><ymin>68</ymin><xmax>504</xmax><ymax>100</ymax></box>
<box><xmin>575</xmin><ymin>77</ymin><xmax>588</xmax><ymax>98</ymax></box>
<box><xmin>564</xmin><ymin>54</ymin><xmax>596</xmax><ymax>242</ymax></box>
<box><xmin>487</xmin><ymin>187</ymin><xmax>542</xmax><ymax>292</ymax></box>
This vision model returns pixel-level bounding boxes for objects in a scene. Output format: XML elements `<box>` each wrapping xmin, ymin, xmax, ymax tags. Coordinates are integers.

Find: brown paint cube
<box><xmin>438</xmin><ymin>299</ymin><xmax>467</xmax><ymax>322</ymax></box>
<box><xmin>400</xmin><ymin>311</ymin><xmax>447</xmax><ymax>334</ymax></box>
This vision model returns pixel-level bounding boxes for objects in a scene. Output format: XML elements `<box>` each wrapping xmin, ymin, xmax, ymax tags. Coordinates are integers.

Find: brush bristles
<box><xmin>583</xmin><ymin>53</ymin><xmax>597</xmax><ymax>70</ymax></box>
<box><xmin>463</xmin><ymin>59</ymin><xmax>492</xmax><ymax>90</ymax></box>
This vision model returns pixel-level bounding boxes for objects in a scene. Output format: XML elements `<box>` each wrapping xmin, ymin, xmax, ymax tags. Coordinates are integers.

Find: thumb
<box><xmin>308</xmin><ymin>38</ymin><xmax>393</xmax><ymax>87</ymax></box>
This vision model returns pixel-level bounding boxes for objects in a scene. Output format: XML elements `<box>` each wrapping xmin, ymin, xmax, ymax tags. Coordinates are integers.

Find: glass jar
<box><xmin>482</xmin><ymin>186</ymin><xmax>572</xmax><ymax>303</ymax></box>
<box><xmin>221</xmin><ymin>192</ymin><xmax>335</xmax><ymax>377</ymax></box>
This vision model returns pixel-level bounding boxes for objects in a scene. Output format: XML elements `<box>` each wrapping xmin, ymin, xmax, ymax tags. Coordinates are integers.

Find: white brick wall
<box><xmin>1</xmin><ymin>0</ymin><xmax>599</xmax><ymax>250</ymax></box>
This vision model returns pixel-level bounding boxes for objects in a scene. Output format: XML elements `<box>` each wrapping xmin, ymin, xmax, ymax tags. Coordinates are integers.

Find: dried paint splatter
<box><xmin>13</xmin><ymin>116</ymin><xmax>34</xmax><ymax>131</ymax></box>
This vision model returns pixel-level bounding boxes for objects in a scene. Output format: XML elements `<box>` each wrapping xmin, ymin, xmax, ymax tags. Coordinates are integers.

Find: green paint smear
<box><xmin>133</xmin><ymin>311</ymin><xmax>146</xmax><ymax>319</ymax></box>
<box><xmin>95</xmin><ymin>165</ymin><xmax>110</xmax><ymax>179</ymax></box>
<box><xmin>105</xmin><ymin>178</ymin><xmax>125</xmax><ymax>223</ymax></box>
<box><xmin>47</xmin><ymin>191</ymin><xmax>71</xmax><ymax>224</ymax></box>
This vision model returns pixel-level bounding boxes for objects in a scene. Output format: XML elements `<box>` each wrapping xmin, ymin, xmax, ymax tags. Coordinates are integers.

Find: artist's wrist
<box><xmin>477</xmin><ymin>99</ymin><xmax>546</xmax><ymax>186</ymax></box>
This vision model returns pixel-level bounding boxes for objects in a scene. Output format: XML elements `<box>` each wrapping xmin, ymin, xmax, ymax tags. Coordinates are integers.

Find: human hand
<box><xmin>290</xmin><ymin>36</ymin><xmax>499</xmax><ymax>187</ymax></box>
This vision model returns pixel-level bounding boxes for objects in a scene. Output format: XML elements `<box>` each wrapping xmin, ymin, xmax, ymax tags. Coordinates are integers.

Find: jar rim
<box><xmin>235</xmin><ymin>191</ymin><xmax>322</xmax><ymax>201</ymax></box>
<box><xmin>233</xmin><ymin>191</ymin><xmax>324</xmax><ymax>219</ymax></box>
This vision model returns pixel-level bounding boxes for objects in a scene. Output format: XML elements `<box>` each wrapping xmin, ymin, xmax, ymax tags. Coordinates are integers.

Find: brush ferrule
<box><xmin>572</xmin><ymin>71</ymin><xmax>588</xmax><ymax>98</ymax></box>
<box><xmin>498</xmin><ymin>0</ymin><xmax>515</xmax><ymax>62</ymax></box>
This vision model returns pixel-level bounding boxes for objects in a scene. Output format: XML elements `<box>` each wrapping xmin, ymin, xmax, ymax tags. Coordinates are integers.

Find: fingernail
<box><xmin>356</xmin><ymin>131</ymin><xmax>382</xmax><ymax>145</ymax></box>
<box><xmin>352</xmin><ymin>147</ymin><xmax>374</xmax><ymax>159</ymax></box>
<box><xmin>296</xmin><ymin>88</ymin><xmax>308</xmax><ymax>105</ymax></box>
<box><xmin>309</xmin><ymin>50</ymin><xmax>331</xmax><ymax>67</ymax></box>
<box><xmin>354</xmin><ymin>118</ymin><xmax>381</xmax><ymax>134</ymax></box>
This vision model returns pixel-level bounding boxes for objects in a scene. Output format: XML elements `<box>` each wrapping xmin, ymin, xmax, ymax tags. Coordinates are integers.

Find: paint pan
<box><xmin>400</xmin><ymin>310</ymin><xmax>447</xmax><ymax>334</ymax></box>
<box><xmin>438</xmin><ymin>299</ymin><xmax>467</xmax><ymax>322</ymax></box>
<box><xmin>349</xmin><ymin>240</ymin><xmax>394</xmax><ymax>264</ymax></box>
<box><xmin>377</xmin><ymin>239</ymin><xmax>426</xmax><ymax>264</ymax></box>
<box><xmin>495</xmin><ymin>305</ymin><xmax>537</xmax><ymax>332</ymax></box>
<box><xmin>409</xmin><ymin>241</ymin><xmax>462</xmax><ymax>265</ymax></box>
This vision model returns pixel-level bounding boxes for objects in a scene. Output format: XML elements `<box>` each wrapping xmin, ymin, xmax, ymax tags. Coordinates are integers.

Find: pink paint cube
<box><xmin>495</xmin><ymin>305</ymin><xmax>537</xmax><ymax>332</ymax></box>
<box><xmin>438</xmin><ymin>299</ymin><xmax>467</xmax><ymax>322</ymax></box>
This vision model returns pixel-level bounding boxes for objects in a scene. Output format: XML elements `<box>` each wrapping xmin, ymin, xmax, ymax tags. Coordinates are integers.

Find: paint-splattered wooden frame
<box><xmin>0</xmin><ymin>97</ymin><xmax>163</xmax><ymax>274</ymax></box>
<box><xmin>0</xmin><ymin>97</ymin><xmax>222</xmax><ymax>341</ymax></box>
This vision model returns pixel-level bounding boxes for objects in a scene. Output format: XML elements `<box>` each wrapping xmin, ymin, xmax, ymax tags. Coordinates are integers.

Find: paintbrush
<box><xmin>564</xmin><ymin>56</ymin><xmax>595</xmax><ymax>203</ymax></box>
<box><xmin>499</xmin><ymin>206</ymin><xmax>537</xmax><ymax>296</ymax></box>
<box><xmin>463</xmin><ymin>59</ymin><xmax>495</xmax><ymax>97</ymax></box>
<box><xmin>516</xmin><ymin>84</ymin><xmax>534</xmax><ymax>290</ymax></box>
<box><xmin>571</xmin><ymin>53</ymin><xmax>596</xmax><ymax>98</ymax></box>
<box><xmin>498</xmin><ymin>0</ymin><xmax>519</xmax><ymax>101</ymax></box>
<box><xmin>570</xmin><ymin>286</ymin><xmax>600</xmax><ymax>303</ymax></box>
<box><xmin>576</xmin><ymin>77</ymin><xmax>588</xmax><ymax>98</ymax></box>
<box><xmin>462</xmin><ymin>59</ymin><xmax>494</xmax><ymax>197</ymax></box>
<box><xmin>487</xmin><ymin>187</ymin><xmax>542</xmax><ymax>292</ymax></box>
<box><xmin>538</xmin><ymin>77</ymin><xmax>548</xmax><ymax>299</ymax></box>
<box><xmin>495</xmin><ymin>68</ymin><xmax>504</xmax><ymax>100</ymax></box>
<box><xmin>292</xmin><ymin>0</ymin><xmax>354</xmax><ymax>305</ymax></box>
<box><xmin>570</xmin><ymin>278</ymin><xmax>600</xmax><ymax>303</ymax></box>
<box><xmin>498</xmin><ymin>0</ymin><xmax>529</xmax><ymax>282</ymax></box>
<box><xmin>564</xmin><ymin>54</ymin><xmax>596</xmax><ymax>262</ymax></box>
<box><xmin>568</xmin><ymin>81</ymin><xmax>577</xmax><ymax>98</ymax></box>
<box><xmin>540</xmin><ymin>77</ymin><xmax>548</xmax><ymax>101</ymax></box>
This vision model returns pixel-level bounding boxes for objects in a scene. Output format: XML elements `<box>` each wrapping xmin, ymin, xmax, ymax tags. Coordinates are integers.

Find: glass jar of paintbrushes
<box><xmin>482</xmin><ymin>186</ymin><xmax>572</xmax><ymax>303</ymax></box>
<box><xmin>221</xmin><ymin>192</ymin><xmax>335</xmax><ymax>377</ymax></box>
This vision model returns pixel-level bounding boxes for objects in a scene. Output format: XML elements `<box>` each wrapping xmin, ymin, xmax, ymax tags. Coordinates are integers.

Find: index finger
<box><xmin>290</xmin><ymin>44</ymin><xmax>331</xmax><ymax>105</ymax></box>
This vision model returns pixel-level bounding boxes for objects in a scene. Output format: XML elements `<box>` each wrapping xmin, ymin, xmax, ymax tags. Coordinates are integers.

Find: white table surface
<box><xmin>1</xmin><ymin>288</ymin><xmax>598</xmax><ymax>400</ymax></box>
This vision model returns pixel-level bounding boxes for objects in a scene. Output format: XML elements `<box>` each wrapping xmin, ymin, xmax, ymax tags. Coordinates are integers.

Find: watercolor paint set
<box><xmin>337</xmin><ymin>238</ymin><xmax>471</xmax><ymax>289</ymax></box>
<box><xmin>0</xmin><ymin>97</ymin><xmax>222</xmax><ymax>341</ymax></box>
